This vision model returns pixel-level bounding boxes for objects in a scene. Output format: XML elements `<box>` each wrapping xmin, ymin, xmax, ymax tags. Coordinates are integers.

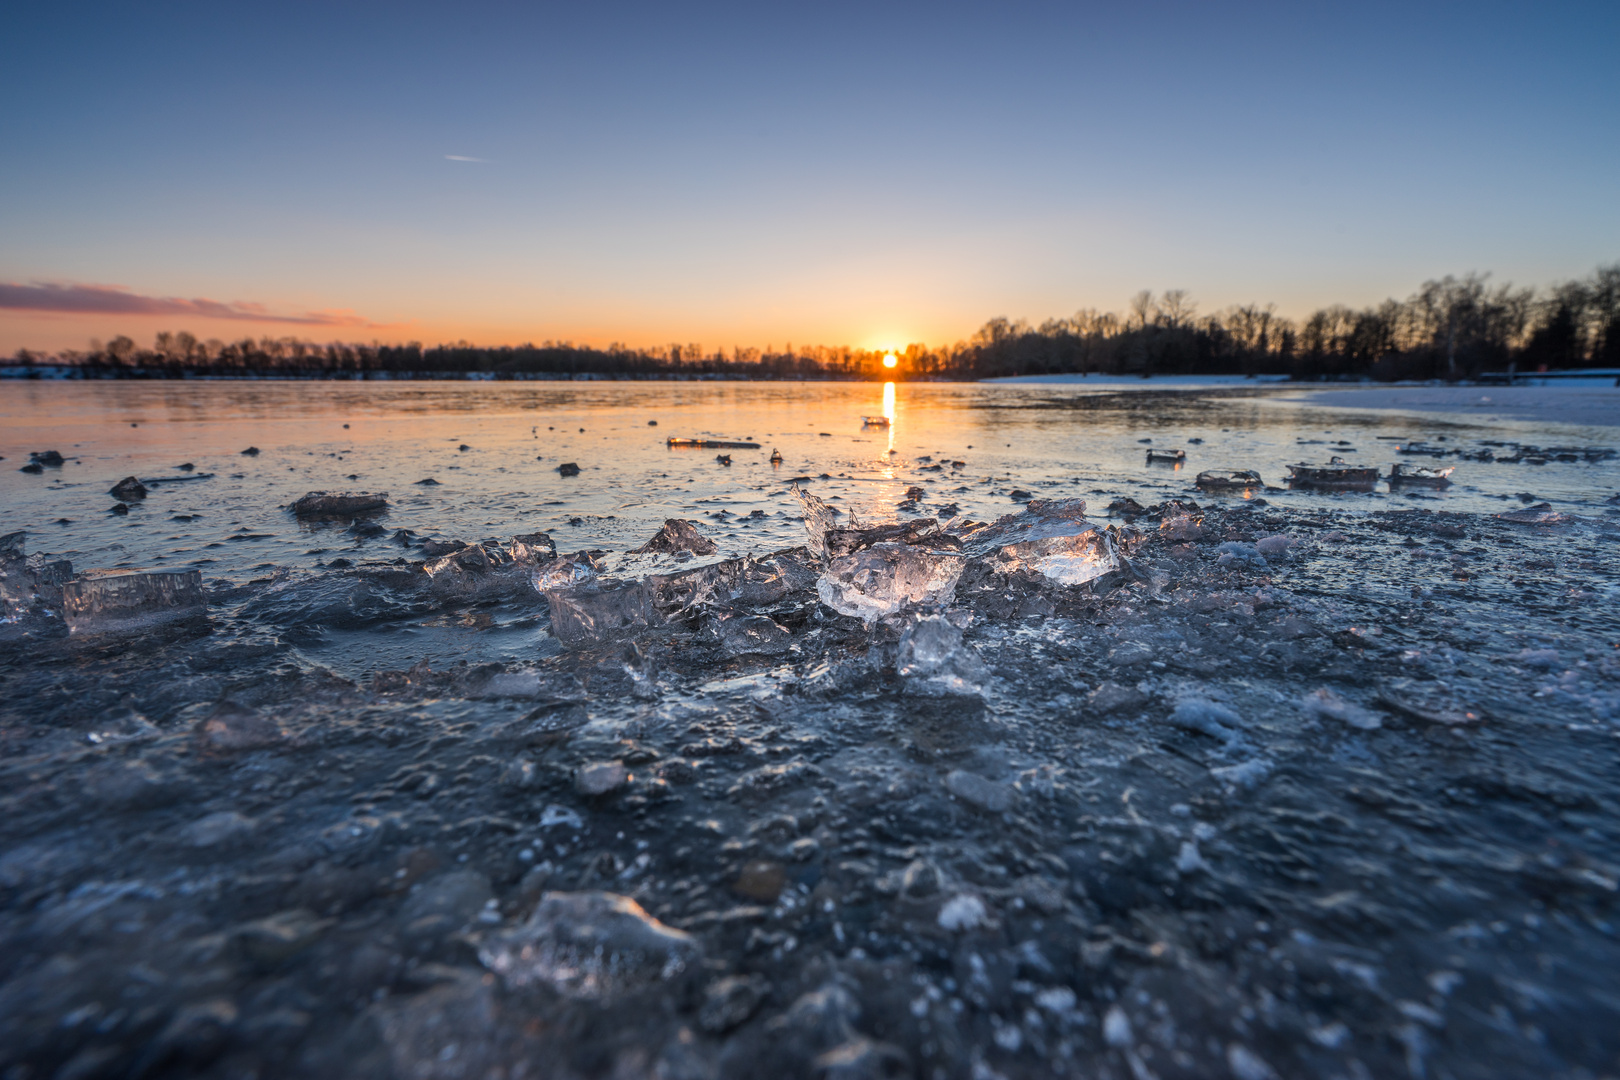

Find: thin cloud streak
<box><xmin>444</xmin><ymin>154</ymin><xmax>489</xmax><ymax>162</ymax></box>
<box><xmin>0</xmin><ymin>282</ymin><xmax>373</xmax><ymax>327</ymax></box>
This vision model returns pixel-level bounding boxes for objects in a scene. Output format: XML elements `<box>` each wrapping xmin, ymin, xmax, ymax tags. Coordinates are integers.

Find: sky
<box><xmin>2</xmin><ymin>0</ymin><xmax>1617</xmax><ymax>355</ymax></box>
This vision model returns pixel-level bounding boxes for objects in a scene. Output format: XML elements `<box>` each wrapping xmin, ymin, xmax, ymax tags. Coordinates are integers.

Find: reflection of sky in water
<box><xmin>1</xmin><ymin>380</ymin><xmax>1614</xmax><ymax>581</ymax></box>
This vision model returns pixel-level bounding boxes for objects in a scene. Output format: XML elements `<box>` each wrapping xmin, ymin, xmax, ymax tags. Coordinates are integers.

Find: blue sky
<box><xmin>2</xmin><ymin>0</ymin><xmax>1616</xmax><ymax>352</ymax></box>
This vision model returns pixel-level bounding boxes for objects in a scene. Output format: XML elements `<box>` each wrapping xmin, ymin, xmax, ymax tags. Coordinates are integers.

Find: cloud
<box><xmin>0</xmin><ymin>282</ymin><xmax>373</xmax><ymax>327</ymax></box>
<box><xmin>444</xmin><ymin>154</ymin><xmax>489</xmax><ymax>162</ymax></box>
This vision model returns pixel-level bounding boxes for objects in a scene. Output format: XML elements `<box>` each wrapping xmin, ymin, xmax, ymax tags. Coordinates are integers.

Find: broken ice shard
<box><xmin>478</xmin><ymin>890</ymin><xmax>699</xmax><ymax>999</ymax></box>
<box><xmin>108</xmin><ymin>476</ymin><xmax>148</xmax><ymax>500</ymax></box>
<box><xmin>61</xmin><ymin>568</ymin><xmax>206</xmax><ymax>634</ymax></box>
<box><xmin>1496</xmin><ymin>502</ymin><xmax>1574</xmax><ymax>525</ymax></box>
<box><xmin>953</xmin><ymin>498</ymin><xmax>1089</xmax><ymax>557</ymax></box>
<box><xmin>633</xmin><ymin>518</ymin><xmax>718</xmax><ymax>556</ymax></box>
<box><xmin>794</xmin><ymin>484</ymin><xmax>843</xmax><ymax>560</ymax></box>
<box><xmin>984</xmin><ymin>529</ymin><xmax>1121</xmax><ymax>587</ymax></box>
<box><xmin>895</xmin><ymin>615</ymin><xmax>988</xmax><ymax>696</ymax></box>
<box><xmin>546</xmin><ymin>581</ymin><xmax>661</xmax><ymax>648</ymax></box>
<box><xmin>647</xmin><ymin>551</ymin><xmax>817</xmax><ymax>614</ymax></box>
<box><xmin>0</xmin><ymin>532</ymin><xmax>28</xmax><ymax>620</ymax></box>
<box><xmin>817</xmin><ymin>542</ymin><xmax>964</xmax><ymax>623</ymax></box>
<box><xmin>709</xmin><ymin>609</ymin><xmax>794</xmax><ymax>657</ymax></box>
<box><xmin>506</xmin><ymin>532</ymin><xmax>557</xmax><ymax>563</ymax></box>
<box><xmin>530</xmin><ymin>552</ymin><xmax>600</xmax><ymax>592</ymax></box>
<box><xmin>1195</xmin><ymin>469</ymin><xmax>1262</xmax><ymax>492</ymax></box>
<box><xmin>289</xmin><ymin>491</ymin><xmax>388</xmax><ymax>517</ymax></box>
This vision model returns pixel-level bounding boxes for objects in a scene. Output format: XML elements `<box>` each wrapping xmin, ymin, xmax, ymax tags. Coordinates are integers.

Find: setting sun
<box><xmin>882</xmin><ymin>353</ymin><xmax>898</xmax><ymax>368</ymax></box>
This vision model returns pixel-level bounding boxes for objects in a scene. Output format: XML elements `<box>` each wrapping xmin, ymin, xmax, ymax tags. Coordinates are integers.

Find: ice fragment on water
<box><xmin>794</xmin><ymin>484</ymin><xmax>843</xmax><ymax>560</ymax></box>
<box><xmin>985</xmin><ymin>529</ymin><xmax>1121</xmax><ymax>587</ymax></box>
<box><xmin>895</xmin><ymin>615</ymin><xmax>988</xmax><ymax>696</ymax></box>
<box><xmin>62</xmin><ymin>567</ymin><xmax>206</xmax><ymax>634</ymax></box>
<box><xmin>539</xmin><ymin>805</ymin><xmax>585</xmax><ymax>830</ymax></box>
<box><xmin>817</xmin><ymin>543</ymin><xmax>963</xmax><ymax>624</ymax></box>
<box><xmin>288</xmin><ymin>491</ymin><xmax>388</xmax><ymax>517</ymax></box>
<box><xmin>943</xmin><ymin>769</ymin><xmax>1014</xmax><ymax>812</ymax></box>
<box><xmin>1210</xmin><ymin>759</ymin><xmax>1273</xmax><ymax>788</ymax></box>
<box><xmin>575</xmin><ymin>760</ymin><xmax>630</xmax><ymax>796</ymax></box>
<box><xmin>710</xmin><ymin>610</ymin><xmax>793</xmax><ymax>657</ymax></box>
<box><xmin>936</xmin><ymin>894</ymin><xmax>988</xmax><ymax>932</ymax></box>
<box><xmin>1300</xmin><ymin>688</ymin><xmax>1381</xmax><ymax>730</ymax></box>
<box><xmin>633</xmin><ymin>518</ymin><xmax>718</xmax><ymax>556</ymax></box>
<box><xmin>1227</xmin><ymin>1044</ymin><xmax>1281</xmax><ymax>1080</ymax></box>
<box><xmin>506</xmin><ymin>532</ymin><xmax>557</xmax><ymax>562</ymax></box>
<box><xmin>1214</xmin><ymin>542</ymin><xmax>1267</xmax><ymax>568</ymax></box>
<box><xmin>1255</xmin><ymin>534</ymin><xmax>1293</xmax><ymax>557</ymax></box>
<box><xmin>546</xmin><ymin>581</ymin><xmax>661</xmax><ymax>648</ymax></box>
<box><xmin>1175</xmin><ymin>840</ymin><xmax>1209</xmax><ymax>874</ymax></box>
<box><xmin>478</xmin><ymin>890</ymin><xmax>700</xmax><ymax>999</ymax></box>
<box><xmin>108</xmin><ymin>476</ymin><xmax>147</xmax><ymax>500</ymax></box>
<box><xmin>1103</xmin><ymin>1004</ymin><xmax>1132</xmax><ymax>1047</ymax></box>
<box><xmin>531</xmin><ymin>552</ymin><xmax>600</xmax><ymax>592</ymax></box>
<box><xmin>1170</xmin><ymin>698</ymin><xmax>1243</xmax><ymax>741</ymax></box>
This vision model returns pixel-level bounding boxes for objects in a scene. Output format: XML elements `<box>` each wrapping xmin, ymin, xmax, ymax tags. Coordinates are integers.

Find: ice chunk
<box><xmin>1300</xmin><ymin>688</ymin><xmax>1381</xmax><ymax>730</ymax></box>
<box><xmin>289</xmin><ymin>491</ymin><xmax>388</xmax><ymax>516</ymax></box>
<box><xmin>1210</xmin><ymin>759</ymin><xmax>1273</xmax><ymax>787</ymax></box>
<box><xmin>425</xmin><ymin>543</ymin><xmax>499</xmax><ymax>577</ymax></box>
<box><xmin>62</xmin><ymin>568</ymin><xmax>206</xmax><ymax>634</ymax></box>
<box><xmin>1496</xmin><ymin>502</ymin><xmax>1574</xmax><ymax>525</ymax></box>
<box><xmin>546</xmin><ymin>582</ymin><xmax>661</xmax><ymax>648</ymax></box>
<box><xmin>944</xmin><ymin>769</ymin><xmax>1014</xmax><ymax>812</ymax></box>
<box><xmin>1103</xmin><ymin>1005</ymin><xmax>1132</xmax><ymax>1047</ymax></box>
<box><xmin>1255</xmin><ymin>534</ymin><xmax>1293</xmax><ymax>557</ymax></box>
<box><xmin>1195</xmin><ymin>469</ymin><xmax>1262</xmax><ymax>492</ymax></box>
<box><xmin>1214</xmin><ymin>541</ymin><xmax>1267</xmax><ymax>568</ymax></box>
<box><xmin>0</xmin><ymin>532</ymin><xmax>28</xmax><ymax>619</ymax></box>
<box><xmin>1160</xmin><ymin>514</ymin><xmax>1202</xmax><ymax>541</ymax></box>
<box><xmin>633</xmin><ymin>518</ymin><xmax>718</xmax><ymax>556</ymax></box>
<box><xmin>506</xmin><ymin>532</ymin><xmax>557</xmax><ymax>562</ymax></box>
<box><xmin>478</xmin><ymin>890</ymin><xmax>700</xmax><ymax>999</ymax></box>
<box><xmin>816</xmin><ymin>542</ymin><xmax>964</xmax><ymax>624</ymax></box>
<box><xmin>984</xmin><ymin>528</ymin><xmax>1121</xmax><ymax>587</ymax></box>
<box><xmin>953</xmin><ymin>499</ymin><xmax>1088</xmax><ymax>557</ymax></box>
<box><xmin>648</xmin><ymin>551</ymin><xmax>817</xmax><ymax>613</ymax></box>
<box><xmin>936</xmin><ymin>894</ymin><xmax>988</xmax><ymax>932</ymax></box>
<box><xmin>710</xmin><ymin>610</ymin><xmax>794</xmax><ymax>657</ymax></box>
<box><xmin>108</xmin><ymin>476</ymin><xmax>147</xmax><ymax>500</ymax></box>
<box><xmin>530</xmin><ymin>552</ymin><xmax>601</xmax><ymax>592</ymax></box>
<box><xmin>575</xmin><ymin>760</ymin><xmax>630</xmax><ymax>796</ymax></box>
<box><xmin>896</xmin><ymin>615</ymin><xmax>988</xmax><ymax>696</ymax></box>
<box><xmin>794</xmin><ymin>485</ymin><xmax>841</xmax><ymax>560</ymax></box>
<box><xmin>1170</xmin><ymin>698</ymin><xmax>1243</xmax><ymax>740</ymax></box>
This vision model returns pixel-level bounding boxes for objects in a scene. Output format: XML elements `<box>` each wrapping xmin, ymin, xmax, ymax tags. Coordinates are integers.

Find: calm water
<box><xmin>3</xmin><ymin>380</ymin><xmax>1614</xmax><ymax>583</ymax></box>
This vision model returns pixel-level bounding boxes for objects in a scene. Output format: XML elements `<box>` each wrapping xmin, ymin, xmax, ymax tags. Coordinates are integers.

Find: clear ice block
<box><xmin>478</xmin><ymin>890</ymin><xmax>700</xmax><ymax>999</ymax></box>
<box><xmin>61</xmin><ymin>568</ymin><xmax>207</xmax><ymax>634</ymax></box>
<box><xmin>817</xmin><ymin>543</ymin><xmax>964</xmax><ymax>624</ymax></box>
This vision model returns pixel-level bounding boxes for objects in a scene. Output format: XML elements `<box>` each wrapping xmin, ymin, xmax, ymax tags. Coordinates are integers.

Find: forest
<box><xmin>11</xmin><ymin>264</ymin><xmax>1618</xmax><ymax>382</ymax></box>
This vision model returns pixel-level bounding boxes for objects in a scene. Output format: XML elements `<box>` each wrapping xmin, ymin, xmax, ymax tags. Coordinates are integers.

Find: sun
<box><xmin>882</xmin><ymin>353</ymin><xmax>898</xmax><ymax>369</ymax></box>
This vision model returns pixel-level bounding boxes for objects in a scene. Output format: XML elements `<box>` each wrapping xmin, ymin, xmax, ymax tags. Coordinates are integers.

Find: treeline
<box><xmin>13</xmin><ymin>264</ymin><xmax>1618</xmax><ymax>382</ymax></box>
<box><xmin>953</xmin><ymin>265</ymin><xmax>1620</xmax><ymax>381</ymax></box>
